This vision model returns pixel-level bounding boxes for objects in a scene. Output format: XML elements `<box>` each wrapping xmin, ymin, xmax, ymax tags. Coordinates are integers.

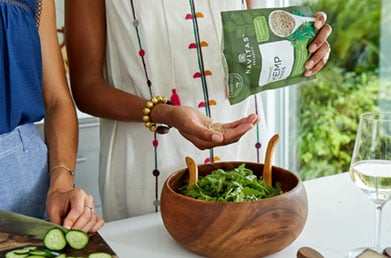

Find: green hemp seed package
<box><xmin>221</xmin><ymin>6</ymin><xmax>317</xmax><ymax>104</ymax></box>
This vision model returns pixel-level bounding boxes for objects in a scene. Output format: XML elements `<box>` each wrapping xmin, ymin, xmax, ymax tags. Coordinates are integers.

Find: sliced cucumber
<box><xmin>5</xmin><ymin>246</ymin><xmax>39</xmax><ymax>258</ymax></box>
<box><xmin>65</xmin><ymin>229</ymin><xmax>89</xmax><ymax>250</ymax></box>
<box><xmin>5</xmin><ymin>251</ymin><xmax>29</xmax><ymax>258</ymax></box>
<box><xmin>5</xmin><ymin>246</ymin><xmax>63</xmax><ymax>258</ymax></box>
<box><xmin>7</xmin><ymin>228</ymin><xmax>93</xmax><ymax>257</ymax></box>
<box><xmin>13</xmin><ymin>246</ymin><xmax>37</xmax><ymax>255</ymax></box>
<box><xmin>29</xmin><ymin>248</ymin><xmax>61</xmax><ymax>257</ymax></box>
<box><xmin>88</xmin><ymin>252</ymin><xmax>113</xmax><ymax>258</ymax></box>
<box><xmin>43</xmin><ymin>227</ymin><xmax>67</xmax><ymax>251</ymax></box>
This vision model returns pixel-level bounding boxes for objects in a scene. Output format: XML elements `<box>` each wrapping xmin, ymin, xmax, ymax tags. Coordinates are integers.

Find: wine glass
<box><xmin>349</xmin><ymin>112</ymin><xmax>391</xmax><ymax>257</ymax></box>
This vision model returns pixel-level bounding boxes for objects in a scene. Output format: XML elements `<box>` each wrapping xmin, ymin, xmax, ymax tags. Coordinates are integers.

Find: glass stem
<box><xmin>374</xmin><ymin>204</ymin><xmax>383</xmax><ymax>250</ymax></box>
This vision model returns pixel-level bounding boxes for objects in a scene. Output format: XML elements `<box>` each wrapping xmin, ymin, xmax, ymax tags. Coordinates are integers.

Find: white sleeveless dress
<box><xmin>101</xmin><ymin>0</ymin><xmax>269</xmax><ymax>221</ymax></box>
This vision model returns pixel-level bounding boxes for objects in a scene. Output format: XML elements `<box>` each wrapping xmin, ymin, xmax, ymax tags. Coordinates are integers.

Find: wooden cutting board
<box><xmin>0</xmin><ymin>231</ymin><xmax>118</xmax><ymax>257</ymax></box>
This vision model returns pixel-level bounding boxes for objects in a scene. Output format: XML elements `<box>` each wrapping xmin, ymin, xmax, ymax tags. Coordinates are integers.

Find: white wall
<box><xmin>55</xmin><ymin>0</ymin><xmax>65</xmax><ymax>43</ymax></box>
<box><xmin>250</xmin><ymin>0</ymin><xmax>291</xmax><ymax>8</ymax></box>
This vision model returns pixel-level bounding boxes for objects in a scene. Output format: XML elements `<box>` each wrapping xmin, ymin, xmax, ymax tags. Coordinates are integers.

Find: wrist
<box><xmin>49</xmin><ymin>165</ymin><xmax>75</xmax><ymax>176</ymax></box>
<box><xmin>143</xmin><ymin>96</ymin><xmax>172</xmax><ymax>134</ymax></box>
<box><xmin>49</xmin><ymin>166</ymin><xmax>76</xmax><ymax>191</ymax></box>
<box><xmin>150</xmin><ymin>102</ymin><xmax>174</xmax><ymax>125</ymax></box>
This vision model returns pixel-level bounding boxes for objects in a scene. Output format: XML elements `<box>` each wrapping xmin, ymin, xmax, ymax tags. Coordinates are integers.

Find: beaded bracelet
<box><xmin>143</xmin><ymin>96</ymin><xmax>171</xmax><ymax>134</ymax></box>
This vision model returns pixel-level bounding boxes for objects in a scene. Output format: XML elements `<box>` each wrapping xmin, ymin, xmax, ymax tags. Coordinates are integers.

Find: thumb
<box><xmin>211</xmin><ymin>133</ymin><xmax>224</xmax><ymax>142</ymax></box>
<box><xmin>47</xmin><ymin>208</ymin><xmax>63</xmax><ymax>226</ymax></box>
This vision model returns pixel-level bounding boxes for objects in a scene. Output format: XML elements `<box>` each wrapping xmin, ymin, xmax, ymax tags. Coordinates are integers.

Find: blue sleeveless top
<box><xmin>0</xmin><ymin>0</ymin><xmax>44</xmax><ymax>134</ymax></box>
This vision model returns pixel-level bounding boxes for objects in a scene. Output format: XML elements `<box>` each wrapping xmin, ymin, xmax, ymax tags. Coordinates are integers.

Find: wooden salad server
<box><xmin>185</xmin><ymin>156</ymin><xmax>198</xmax><ymax>189</ymax></box>
<box><xmin>263</xmin><ymin>134</ymin><xmax>280</xmax><ymax>186</ymax></box>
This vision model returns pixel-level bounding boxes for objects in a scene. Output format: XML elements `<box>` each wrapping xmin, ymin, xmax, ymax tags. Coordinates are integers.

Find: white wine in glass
<box><xmin>349</xmin><ymin>112</ymin><xmax>391</xmax><ymax>257</ymax></box>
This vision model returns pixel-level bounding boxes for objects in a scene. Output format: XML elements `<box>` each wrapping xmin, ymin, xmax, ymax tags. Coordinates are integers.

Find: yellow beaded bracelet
<box><xmin>143</xmin><ymin>96</ymin><xmax>170</xmax><ymax>132</ymax></box>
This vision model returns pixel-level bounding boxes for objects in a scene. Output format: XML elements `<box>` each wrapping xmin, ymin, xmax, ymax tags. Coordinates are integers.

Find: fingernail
<box><xmin>305</xmin><ymin>60</ymin><xmax>314</xmax><ymax>69</ymax></box>
<box><xmin>309</xmin><ymin>44</ymin><xmax>317</xmax><ymax>53</ymax></box>
<box><xmin>211</xmin><ymin>134</ymin><xmax>223</xmax><ymax>142</ymax></box>
<box><xmin>304</xmin><ymin>70</ymin><xmax>312</xmax><ymax>77</ymax></box>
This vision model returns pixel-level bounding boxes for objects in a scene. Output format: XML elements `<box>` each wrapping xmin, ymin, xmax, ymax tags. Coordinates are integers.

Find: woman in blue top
<box><xmin>0</xmin><ymin>0</ymin><xmax>104</xmax><ymax>232</ymax></box>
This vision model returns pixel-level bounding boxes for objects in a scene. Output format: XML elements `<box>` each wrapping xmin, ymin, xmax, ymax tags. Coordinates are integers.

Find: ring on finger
<box><xmin>84</xmin><ymin>205</ymin><xmax>94</xmax><ymax>212</ymax></box>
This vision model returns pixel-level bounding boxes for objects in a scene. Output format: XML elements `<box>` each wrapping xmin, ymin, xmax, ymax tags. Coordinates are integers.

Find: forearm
<box><xmin>45</xmin><ymin>101</ymin><xmax>78</xmax><ymax>191</ymax></box>
<box><xmin>71</xmin><ymin>79</ymin><xmax>148</xmax><ymax>123</ymax></box>
<box><xmin>39</xmin><ymin>0</ymin><xmax>78</xmax><ymax>192</ymax></box>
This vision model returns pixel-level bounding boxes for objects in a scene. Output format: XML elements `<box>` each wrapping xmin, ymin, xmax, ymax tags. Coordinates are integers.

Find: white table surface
<box><xmin>99</xmin><ymin>172</ymin><xmax>391</xmax><ymax>257</ymax></box>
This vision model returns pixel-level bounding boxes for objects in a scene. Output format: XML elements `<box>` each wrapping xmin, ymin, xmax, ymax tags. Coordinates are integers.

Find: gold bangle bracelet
<box><xmin>143</xmin><ymin>96</ymin><xmax>170</xmax><ymax>132</ymax></box>
<box><xmin>49</xmin><ymin>165</ymin><xmax>76</xmax><ymax>176</ymax></box>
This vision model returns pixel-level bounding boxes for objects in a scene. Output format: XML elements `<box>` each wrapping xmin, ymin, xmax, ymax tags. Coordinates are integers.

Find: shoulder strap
<box><xmin>34</xmin><ymin>0</ymin><xmax>42</xmax><ymax>27</ymax></box>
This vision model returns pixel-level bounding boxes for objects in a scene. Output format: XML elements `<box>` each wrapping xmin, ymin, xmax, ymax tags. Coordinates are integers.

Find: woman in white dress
<box><xmin>65</xmin><ymin>0</ymin><xmax>331</xmax><ymax>221</ymax></box>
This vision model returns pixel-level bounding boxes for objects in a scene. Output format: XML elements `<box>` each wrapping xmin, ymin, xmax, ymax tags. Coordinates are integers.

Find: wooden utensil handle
<box><xmin>186</xmin><ymin>156</ymin><xmax>198</xmax><ymax>189</ymax></box>
<box><xmin>263</xmin><ymin>134</ymin><xmax>280</xmax><ymax>186</ymax></box>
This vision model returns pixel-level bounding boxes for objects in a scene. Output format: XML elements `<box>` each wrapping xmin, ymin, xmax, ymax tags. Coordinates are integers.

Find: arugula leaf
<box><xmin>179</xmin><ymin>164</ymin><xmax>284</xmax><ymax>202</ymax></box>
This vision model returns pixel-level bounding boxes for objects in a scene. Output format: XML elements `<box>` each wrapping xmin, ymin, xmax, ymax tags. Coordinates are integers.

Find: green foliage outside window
<box><xmin>298</xmin><ymin>0</ymin><xmax>382</xmax><ymax>180</ymax></box>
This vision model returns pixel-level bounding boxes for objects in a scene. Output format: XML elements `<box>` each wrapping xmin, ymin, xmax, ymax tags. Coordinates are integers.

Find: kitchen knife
<box><xmin>0</xmin><ymin>210</ymin><xmax>68</xmax><ymax>239</ymax></box>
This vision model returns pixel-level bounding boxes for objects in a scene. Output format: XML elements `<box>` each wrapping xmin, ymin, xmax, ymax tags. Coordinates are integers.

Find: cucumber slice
<box><xmin>65</xmin><ymin>230</ymin><xmax>89</xmax><ymax>250</ymax></box>
<box><xmin>9</xmin><ymin>246</ymin><xmax>37</xmax><ymax>256</ymax></box>
<box><xmin>43</xmin><ymin>227</ymin><xmax>67</xmax><ymax>251</ymax></box>
<box><xmin>6</xmin><ymin>247</ymin><xmax>60</xmax><ymax>258</ymax></box>
<box><xmin>88</xmin><ymin>252</ymin><xmax>113</xmax><ymax>258</ymax></box>
<box><xmin>5</xmin><ymin>250</ymin><xmax>29</xmax><ymax>258</ymax></box>
<box><xmin>29</xmin><ymin>248</ymin><xmax>61</xmax><ymax>257</ymax></box>
<box><xmin>13</xmin><ymin>246</ymin><xmax>37</xmax><ymax>255</ymax></box>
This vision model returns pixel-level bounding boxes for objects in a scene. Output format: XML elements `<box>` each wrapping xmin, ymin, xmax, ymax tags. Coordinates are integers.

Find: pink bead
<box><xmin>198</xmin><ymin>101</ymin><xmax>206</xmax><ymax>108</ymax></box>
<box><xmin>188</xmin><ymin>43</ymin><xmax>197</xmax><ymax>49</ymax></box>
<box><xmin>153</xmin><ymin>139</ymin><xmax>159</xmax><ymax>147</ymax></box>
<box><xmin>139</xmin><ymin>49</ymin><xmax>145</xmax><ymax>57</ymax></box>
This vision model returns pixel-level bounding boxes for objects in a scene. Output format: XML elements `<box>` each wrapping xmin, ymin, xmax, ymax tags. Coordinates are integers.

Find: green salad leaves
<box><xmin>179</xmin><ymin>164</ymin><xmax>284</xmax><ymax>202</ymax></box>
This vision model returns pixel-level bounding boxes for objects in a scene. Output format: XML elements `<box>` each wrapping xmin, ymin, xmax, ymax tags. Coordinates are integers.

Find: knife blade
<box><xmin>0</xmin><ymin>210</ymin><xmax>68</xmax><ymax>239</ymax></box>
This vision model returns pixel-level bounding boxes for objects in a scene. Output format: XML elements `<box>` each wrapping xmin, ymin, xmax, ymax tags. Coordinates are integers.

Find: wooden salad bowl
<box><xmin>160</xmin><ymin>161</ymin><xmax>308</xmax><ymax>258</ymax></box>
